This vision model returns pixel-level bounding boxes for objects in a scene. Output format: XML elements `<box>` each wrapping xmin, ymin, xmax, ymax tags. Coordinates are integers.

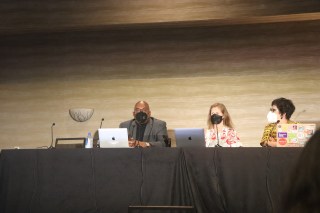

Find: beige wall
<box><xmin>1</xmin><ymin>0</ymin><xmax>320</xmax><ymax>34</ymax></box>
<box><xmin>1</xmin><ymin>20</ymin><xmax>320</xmax><ymax>149</ymax></box>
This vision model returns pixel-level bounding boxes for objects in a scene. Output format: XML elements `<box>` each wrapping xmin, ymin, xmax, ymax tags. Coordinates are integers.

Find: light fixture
<box><xmin>69</xmin><ymin>108</ymin><xmax>94</xmax><ymax>122</ymax></box>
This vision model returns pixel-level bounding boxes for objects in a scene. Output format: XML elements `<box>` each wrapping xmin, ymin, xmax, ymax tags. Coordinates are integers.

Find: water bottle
<box><xmin>85</xmin><ymin>132</ymin><xmax>93</xmax><ymax>148</ymax></box>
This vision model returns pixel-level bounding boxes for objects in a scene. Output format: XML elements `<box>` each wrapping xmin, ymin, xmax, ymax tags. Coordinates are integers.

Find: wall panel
<box><xmin>0</xmin><ymin>21</ymin><xmax>319</xmax><ymax>149</ymax></box>
<box><xmin>1</xmin><ymin>0</ymin><xmax>320</xmax><ymax>34</ymax></box>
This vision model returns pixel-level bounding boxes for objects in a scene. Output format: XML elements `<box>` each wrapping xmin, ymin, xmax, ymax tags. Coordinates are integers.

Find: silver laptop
<box><xmin>174</xmin><ymin>128</ymin><xmax>205</xmax><ymax>147</ymax></box>
<box><xmin>276</xmin><ymin>123</ymin><xmax>316</xmax><ymax>147</ymax></box>
<box><xmin>98</xmin><ymin>128</ymin><xmax>129</xmax><ymax>148</ymax></box>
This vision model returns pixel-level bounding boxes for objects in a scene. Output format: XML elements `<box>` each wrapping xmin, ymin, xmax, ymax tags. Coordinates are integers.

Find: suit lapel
<box><xmin>143</xmin><ymin>118</ymin><xmax>153</xmax><ymax>141</ymax></box>
<box><xmin>129</xmin><ymin>120</ymin><xmax>137</xmax><ymax>139</ymax></box>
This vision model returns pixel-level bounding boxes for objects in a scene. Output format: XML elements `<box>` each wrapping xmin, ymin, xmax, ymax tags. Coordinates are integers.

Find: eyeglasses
<box><xmin>270</xmin><ymin>108</ymin><xmax>277</xmax><ymax>112</ymax></box>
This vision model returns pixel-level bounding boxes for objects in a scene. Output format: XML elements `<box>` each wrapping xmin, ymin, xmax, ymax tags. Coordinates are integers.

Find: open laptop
<box><xmin>98</xmin><ymin>128</ymin><xmax>129</xmax><ymax>148</ymax></box>
<box><xmin>276</xmin><ymin>123</ymin><xmax>316</xmax><ymax>147</ymax></box>
<box><xmin>174</xmin><ymin>128</ymin><xmax>205</xmax><ymax>147</ymax></box>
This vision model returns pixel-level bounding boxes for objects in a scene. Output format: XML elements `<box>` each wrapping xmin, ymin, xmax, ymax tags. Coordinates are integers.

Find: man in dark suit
<box><xmin>119</xmin><ymin>101</ymin><xmax>168</xmax><ymax>147</ymax></box>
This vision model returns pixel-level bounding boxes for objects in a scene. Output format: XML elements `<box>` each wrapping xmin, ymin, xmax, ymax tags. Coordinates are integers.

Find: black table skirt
<box><xmin>0</xmin><ymin>147</ymin><xmax>302</xmax><ymax>213</ymax></box>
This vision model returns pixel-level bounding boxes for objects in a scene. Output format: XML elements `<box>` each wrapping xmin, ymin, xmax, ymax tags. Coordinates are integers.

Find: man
<box><xmin>119</xmin><ymin>101</ymin><xmax>168</xmax><ymax>147</ymax></box>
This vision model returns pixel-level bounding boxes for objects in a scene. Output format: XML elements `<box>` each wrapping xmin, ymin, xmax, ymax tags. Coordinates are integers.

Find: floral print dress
<box><xmin>205</xmin><ymin>127</ymin><xmax>242</xmax><ymax>147</ymax></box>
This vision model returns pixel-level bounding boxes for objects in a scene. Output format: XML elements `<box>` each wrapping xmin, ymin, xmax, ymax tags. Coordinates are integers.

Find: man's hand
<box><xmin>128</xmin><ymin>139</ymin><xmax>150</xmax><ymax>148</ymax></box>
<box><xmin>137</xmin><ymin>141</ymin><xmax>150</xmax><ymax>148</ymax></box>
<box><xmin>128</xmin><ymin>138</ymin><xmax>137</xmax><ymax>147</ymax></box>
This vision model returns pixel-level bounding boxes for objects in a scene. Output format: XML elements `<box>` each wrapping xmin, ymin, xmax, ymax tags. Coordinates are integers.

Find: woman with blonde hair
<box><xmin>205</xmin><ymin>103</ymin><xmax>242</xmax><ymax>147</ymax></box>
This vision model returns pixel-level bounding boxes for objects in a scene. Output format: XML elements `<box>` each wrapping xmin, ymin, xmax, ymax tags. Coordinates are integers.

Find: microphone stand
<box><xmin>95</xmin><ymin>118</ymin><xmax>105</xmax><ymax>148</ymax></box>
<box><xmin>48</xmin><ymin>123</ymin><xmax>55</xmax><ymax>149</ymax></box>
<box><xmin>130</xmin><ymin>122</ymin><xmax>136</xmax><ymax>140</ymax></box>
<box><xmin>215</xmin><ymin>124</ymin><xmax>221</xmax><ymax>147</ymax></box>
<box><xmin>294</xmin><ymin>110</ymin><xmax>306</xmax><ymax>121</ymax></box>
<box><xmin>99</xmin><ymin>118</ymin><xmax>104</xmax><ymax>129</ymax></box>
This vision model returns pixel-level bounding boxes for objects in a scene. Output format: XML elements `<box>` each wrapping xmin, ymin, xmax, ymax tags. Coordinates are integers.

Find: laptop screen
<box><xmin>174</xmin><ymin>128</ymin><xmax>205</xmax><ymax>147</ymax></box>
<box><xmin>98</xmin><ymin>128</ymin><xmax>129</xmax><ymax>148</ymax></box>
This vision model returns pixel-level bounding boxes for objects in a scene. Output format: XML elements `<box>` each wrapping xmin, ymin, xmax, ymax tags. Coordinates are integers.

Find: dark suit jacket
<box><xmin>119</xmin><ymin>117</ymin><xmax>168</xmax><ymax>147</ymax></box>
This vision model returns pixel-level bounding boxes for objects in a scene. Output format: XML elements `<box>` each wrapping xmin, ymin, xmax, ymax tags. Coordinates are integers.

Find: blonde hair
<box><xmin>207</xmin><ymin>103</ymin><xmax>234</xmax><ymax>129</ymax></box>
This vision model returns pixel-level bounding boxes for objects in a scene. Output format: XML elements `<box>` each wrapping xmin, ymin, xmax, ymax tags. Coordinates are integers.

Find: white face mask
<box><xmin>267</xmin><ymin>111</ymin><xmax>278</xmax><ymax>123</ymax></box>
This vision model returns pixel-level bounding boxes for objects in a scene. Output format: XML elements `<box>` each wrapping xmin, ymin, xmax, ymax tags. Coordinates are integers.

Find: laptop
<box><xmin>98</xmin><ymin>128</ymin><xmax>129</xmax><ymax>148</ymax></box>
<box><xmin>174</xmin><ymin>128</ymin><xmax>205</xmax><ymax>147</ymax></box>
<box><xmin>276</xmin><ymin>123</ymin><xmax>316</xmax><ymax>147</ymax></box>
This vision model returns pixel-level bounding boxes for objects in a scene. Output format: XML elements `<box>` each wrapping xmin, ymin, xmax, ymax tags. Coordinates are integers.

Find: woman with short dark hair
<box><xmin>260</xmin><ymin>97</ymin><xmax>296</xmax><ymax>147</ymax></box>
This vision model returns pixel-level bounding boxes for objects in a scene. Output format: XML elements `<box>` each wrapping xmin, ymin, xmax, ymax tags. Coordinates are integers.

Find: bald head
<box><xmin>134</xmin><ymin>101</ymin><xmax>150</xmax><ymax>111</ymax></box>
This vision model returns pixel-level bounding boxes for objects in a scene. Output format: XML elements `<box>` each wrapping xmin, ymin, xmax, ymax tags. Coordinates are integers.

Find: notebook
<box><xmin>174</xmin><ymin>128</ymin><xmax>205</xmax><ymax>147</ymax></box>
<box><xmin>276</xmin><ymin>123</ymin><xmax>316</xmax><ymax>147</ymax></box>
<box><xmin>98</xmin><ymin>128</ymin><xmax>129</xmax><ymax>148</ymax></box>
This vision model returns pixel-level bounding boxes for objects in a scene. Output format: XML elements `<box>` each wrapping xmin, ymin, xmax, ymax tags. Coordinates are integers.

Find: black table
<box><xmin>0</xmin><ymin>147</ymin><xmax>302</xmax><ymax>213</ymax></box>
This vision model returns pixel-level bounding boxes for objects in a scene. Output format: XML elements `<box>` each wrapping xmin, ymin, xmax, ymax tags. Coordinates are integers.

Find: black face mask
<box><xmin>135</xmin><ymin>111</ymin><xmax>148</xmax><ymax>124</ymax></box>
<box><xmin>211</xmin><ymin>114</ymin><xmax>223</xmax><ymax>125</ymax></box>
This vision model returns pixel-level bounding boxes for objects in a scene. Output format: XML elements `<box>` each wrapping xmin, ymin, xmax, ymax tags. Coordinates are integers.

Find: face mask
<box><xmin>267</xmin><ymin>111</ymin><xmax>278</xmax><ymax>123</ymax></box>
<box><xmin>135</xmin><ymin>111</ymin><xmax>148</xmax><ymax>124</ymax></box>
<box><xmin>211</xmin><ymin>114</ymin><xmax>223</xmax><ymax>125</ymax></box>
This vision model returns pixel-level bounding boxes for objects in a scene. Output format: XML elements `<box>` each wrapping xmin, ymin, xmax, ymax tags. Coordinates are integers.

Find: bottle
<box><xmin>85</xmin><ymin>132</ymin><xmax>93</xmax><ymax>148</ymax></box>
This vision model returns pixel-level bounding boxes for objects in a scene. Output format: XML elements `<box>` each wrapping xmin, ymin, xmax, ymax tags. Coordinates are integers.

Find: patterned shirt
<box><xmin>260</xmin><ymin>120</ymin><xmax>296</xmax><ymax>146</ymax></box>
<box><xmin>205</xmin><ymin>127</ymin><xmax>242</xmax><ymax>147</ymax></box>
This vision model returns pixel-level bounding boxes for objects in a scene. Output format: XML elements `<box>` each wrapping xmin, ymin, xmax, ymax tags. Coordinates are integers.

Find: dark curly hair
<box><xmin>271</xmin><ymin>97</ymin><xmax>295</xmax><ymax>120</ymax></box>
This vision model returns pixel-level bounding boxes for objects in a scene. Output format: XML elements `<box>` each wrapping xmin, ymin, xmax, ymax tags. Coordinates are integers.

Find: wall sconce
<box><xmin>69</xmin><ymin>108</ymin><xmax>94</xmax><ymax>122</ymax></box>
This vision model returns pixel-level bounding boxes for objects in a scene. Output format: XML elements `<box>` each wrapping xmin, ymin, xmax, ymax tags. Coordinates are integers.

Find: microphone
<box><xmin>294</xmin><ymin>110</ymin><xmax>306</xmax><ymax>121</ymax></box>
<box><xmin>49</xmin><ymin>123</ymin><xmax>55</xmax><ymax>149</ymax></box>
<box><xmin>95</xmin><ymin>118</ymin><xmax>104</xmax><ymax>148</ymax></box>
<box><xmin>99</xmin><ymin>118</ymin><xmax>104</xmax><ymax>129</ymax></box>
<box><xmin>130</xmin><ymin>123</ymin><xmax>136</xmax><ymax>139</ymax></box>
<box><xmin>211</xmin><ymin>114</ymin><xmax>223</xmax><ymax>147</ymax></box>
<box><xmin>215</xmin><ymin>124</ymin><xmax>221</xmax><ymax>147</ymax></box>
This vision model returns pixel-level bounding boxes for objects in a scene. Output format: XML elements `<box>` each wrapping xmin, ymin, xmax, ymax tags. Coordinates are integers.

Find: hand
<box><xmin>128</xmin><ymin>139</ymin><xmax>150</xmax><ymax>148</ymax></box>
<box><xmin>267</xmin><ymin>137</ymin><xmax>277</xmax><ymax>147</ymax></box>
<box><xmin>137</xmin><ymin>141</ymin><xmax>150</xmax><ymax>148</ymax></box>
<box><xmin>128</xmin><ymin>139</ymin><xmax>137</xmax><ymax>147</ymax></box>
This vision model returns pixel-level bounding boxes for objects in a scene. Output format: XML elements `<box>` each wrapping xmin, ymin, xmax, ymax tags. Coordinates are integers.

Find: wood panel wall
<box><xmin>1</xmin><ymin>0</ymin><xmax>320</xmax><ymax>149</ymax></box>
<box><xmin>1</xmin><ymin>19</ymin><xmax>319</xmax><ymax>149</ymax></box>
<box><xmin>1</xmin><ymin>0</ymin><xmax>320</xmax><ymax>34</ymax></box>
